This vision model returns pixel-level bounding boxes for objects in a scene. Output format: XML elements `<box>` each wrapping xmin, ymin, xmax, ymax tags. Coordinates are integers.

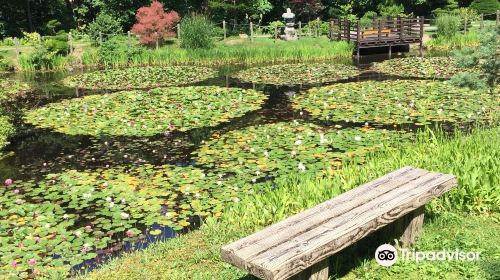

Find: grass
<box><xmin>77</xmin><ymin>126</ymin><xmax>500</xmax><ymax>280</ymax></box>
<box><xmin>80</xmin><ymin>36</ymin><xmax>354</xmax><ymax>68</ymax></box>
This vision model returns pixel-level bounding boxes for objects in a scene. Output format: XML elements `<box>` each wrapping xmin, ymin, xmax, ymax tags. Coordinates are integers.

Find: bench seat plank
<box><xmin>221</xmin><ymin>167</ymin><xmax>457</xmax><ymax>280</ymax></box>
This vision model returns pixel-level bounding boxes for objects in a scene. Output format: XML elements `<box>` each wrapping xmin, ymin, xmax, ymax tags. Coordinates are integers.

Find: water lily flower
<box><xmin>15</xmin><ymin>199</ymin><xmax>23</xmax><ymax>205</ymax></box>
<box><xmin>291</xmin><ymin>150</ymin><xmax>297</xmax><ymax>156</ymax></box>
<box><xmin>28</xmin><ymin>259</ymin><xmax>37</xmax><ymax>266</ymax></box>
<box><xmin>83</xmin><ymin>193</ymin><xmax>92</xmax><ymax>199</ymax></box>
<box><xmin>45</xmin><ymin>224</ymin><xmax>50</xmax><ymax>229</ymax></box>
<box><xmin>13</xmin><ymin>189</ymin><xmax>20</xmax><ymax>194</ymax></box>
<box><xmin>109</xmin><ymin>202</ymin><xmax>115</xmax><ymax>208</ymax></box>
<box><xmin>121</xmin><ymin>199</ymin><xmax>126</xmax><ymax>204</ymax></box>
<box><xmin>105</xmin><ymin>197</ymin><xmax>112</xmax><ymax>202</ymax></box>
<box><xmin>232</xmin><ymin>197</ymin><xmax>240</xmax><ymax>203</ymax></box>
<box><xmin>126</xmin><ymin>230</ymin><xmax>134</xmax><ymax>237</ymax></box>
<box><xmin>250</xmin><ymin>148</ymin><xmax>255</xmax><ymax>153</ymax></box>
<box><xmin>169</xmin><ymin>123</ymin><xmax>175</xmax><ymax>129</ymax></box>
<box><xmin>251</xmin><ymin>178</ymin><xmax>257</xmax><ymax>183</ymax></box>
<box><xmin>298</xmin><ymin>163</ymin><xmax>306</xmax><ymax>172</ymax></box>
<box><xmin>120</xmin><ymin>212</ymin><xmax>130</xmax><ymax>219</ymax></box>
<box><xmin>300</xmin><ymin>111</ymin><xmax>303</xmax><ymax>115</ymax></box>
<box><xmin>264</xmin><ymin>151</ymin><xmax>269</xmax><ymax>157</ymax></box>
<box><xmin>63</xmin><ymin>214</ymin><xmax>69</xmax><ymax>219</ymax></box>
<box><xmin>35</xmin><ymin>237</ymin><xmax>41</xmax><ymax>243</ymax></box>
<box><xmin>85</xmin><ymin>225</ymin><xmax>92</xmax><ymax>230</ymax></box>
<box><xmin>195</xmin><ymin>193</ymin><xmax>201</xmax><ymax>198</ymax></box>
<box><xmin>256</xmin><ymin>171</ymin><xmax>261</xmax><ymax>176</ymax></box>
<box><xmin>216</xmin><ymin>181</ymin><xmax>222</xmax><ymax>185</ymax></box>
<box><xmin>10</xmin><ymin>261</ymin><xmax>17</xmax><ymax>268</ymax></box>
<box><xmin>43</xmin><ymin>163</ymin><xmax>47</xmax><ymax>167</ymax></box>
<box><xmin>75</xmin><ymin>231</ymin><xmax>82</xmax><ymax>237</ymax></box>
<box><xmin>354</xmin><ymin>136</ymin><xmax>362</xmax><ymax>141</ymax></box>
<box><xmin>4</xmin><ymin>178</ymin><xmax>13</xmax><ymax>186</ymax></box>
<box><xmin>294</xmin><ymin>140</ymin><xmax>302</xmax><ymax>145</ymax></box>
<box><xmin>200</xmin><ymin>173</ymin><xmax>206</xmax><ymax>178</ymax></box>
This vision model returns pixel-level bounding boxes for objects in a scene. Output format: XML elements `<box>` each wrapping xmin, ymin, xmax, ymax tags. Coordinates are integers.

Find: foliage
<box><xmin>449</xmin><ymin>72</ymin><xmax>488</xmax><ymax>90</ymax></box>
<box><xmin>62</xmin><ymin>66</ymin><xmax>217</xmax><ymax>90</ymax></box>
<box><xmin>470</xmin><ymin>0</ymin><xmax>500</xmax><ymax>14</ymax></box>
<box><xmin>378</xmin><ymin>3</ymin><xmax>407</xmax><ymax>17</ymax></box>
<box><xmin>79</xmin><ymin>38</ymin><xmax>353</xmax><ymax>68</ymax></box>
<box><xmin>426</xmin><ymin>31</ymin><xmax>480</xmax><ymax>54</ymax></box>
<box><xmin>372</xmin><ymin>57</ymin><xmax>464</xmax><ymax>78</ymax></box>
<box><xmin>0</xmin><ymin>115</ymin><xmax>14</xmax><ymax>150</ymax></box>
<box><xmin>131</xmin><ymin>1</ymin><xmax>180</xmax><ymax>46</ymax></box>
<box><xmin>45</xmin><ymin>19</ymin><xmax>62</xmax><ymax>35</ymax></box>
<box><xmin>0</xmin><ymin>53</ymin><xmax>14</xmax><ymax>72</ymax></box>
<box><xmin>233</xmin><ymin>63</ymin><xmax>359</xmax><ymax>85</ymax></box>
<box><xmin>43</xmin><ymin>32</ymin><xmax>69</xmax><ymax>55</ymax></box>
<box><xmin>21</xmin><ymin>32</ymin><xmax>40</xmax><ymax>46</ymax></box>
<box><xmin>454</xmin><ymin>7</ymin><xmax>479</xmax><ymax>23</ymax></box>
<box><xmin>97</xmin><ymin>35</ymin><xmax>144</xmax><ymax>66</ymax></box>
<box><xmin>195</xmin><ymin>122</ymin><xmax>412</xmax><ymax>183</ymax></box>
<box><xmin>19</xmin><ymin>46</ymin><xmax>58</xmax><ymax>71</ymax></box>
<box><xmin>0</xmin><ymin>80</ymin><xmax>30</xmax><ymax>102</ymax></box>
<box><xmin>87</xmin><ymin>13</ymin><xmax>123</xmax><ymax>45</ymax></box>
<box><xmin>80</xmin><ymin>126</ymin><xmax>500</xmax><ymax>279</ymax></box>
<box><xmin>25</xmin><ymin>86</ymin><xmax>266</xmax><ymax>137</ymax></box>
<box><xmin>435</xmin><ymin>14</ymin><xmax>461</xmax><ymax>38</ymax></box>
<box><xmin>293</xmin><ymin>80</ymin><xmax>500</xmax><ymax>126</ymax></box>
<box><xmin>180</xmin><ymin>15</ymin><xmax>217</xmax><ymax>50</ymax></box>
<box><xmin>451</xmin><ymin>27</ymin><xmax>499</xmax><ymax>88</ymax></box>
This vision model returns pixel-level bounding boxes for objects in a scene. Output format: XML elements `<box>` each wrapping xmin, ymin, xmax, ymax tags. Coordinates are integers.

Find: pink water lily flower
<box><xmin>126</xmin><ymin>230</ymin><xmax>134</xmax><ymax>237</ymax></box>
<box><xmin>10</xmin><ymin>261</ymin><xmax>17</xmax><ymax>268</ymax></box>
<box><xmin>28</xmin><ymin>258</ymin><xmax>37</xmax><ymax>265</ymax></box>
<box><xmin>4</xmin><ymin>178</ymin><xmax>13</xmax><ymax>186</ymax></box>
<box><xmin>35</xmin><ymin>237</ymin><xmax>41</xmax><ymax>243</ymax></box>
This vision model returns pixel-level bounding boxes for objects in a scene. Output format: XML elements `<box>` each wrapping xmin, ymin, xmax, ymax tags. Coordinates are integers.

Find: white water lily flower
<box><xmin>120</xmin><ymin>212</ymin><xmax>130</xmax><ymax>219</ymax></box>
<box><xmin>83</xmin><ymin>193</ymin><xmax>91</xmax><ymax>199</ymax></box>
<box><xmin>63</xmin><ymin>214</ymin><xmax>69</xmax><ymax>219</ymax></box>
<box><xmin>264</xmin><ymin>151</ymin><xmax>269</xmax><ymax>157</ymax></box>
<box><xmin>109</xmin><ymin>202</ymin><xmax>114</xmax><ymax>208</ymax></box>
<box><xmin>294</xmin><ymin>140</ymin><xmax>302</xmax><ymax>145</ymax></box>
<box><xmin>217</xmin><ymin>181</ymin><xmax>222</xmax><ymax>185</ymax></box>
<box><xmin>298</xmin><ymin>163</ymin><xmax>306</xmax><ymax>172</ymax></box>
<box><xmin>250</xmin><ymin>148</ymin><xmax>255</xmax><ymax>153</ymax></box>
<box><xmin>75</xmin><ymin>231</ymin><xmax>82</xmax><ymax>237</ymax></box>
<box><xmin>354</xmin><ymin>136</ymin><xmax>362</xmax><ymax>141</ymax></box>
<box><xmin>106</xmin><ymin>197</ymin><xmax>112</xmax><ymax>202</ymax></box>
<box><xmin>45</xmin><ymin>224</ymin><xmax>50</xmax><ymax>229</ymax></box>
<box><xmin>256</xmin><ymin>171</ymin><xmax>261</xmax><ymax>175</ymax></box>
<box><xmin>291</xmin><ymin>150</ymin><xmax>297</xmax><ymax>156</ymax></box>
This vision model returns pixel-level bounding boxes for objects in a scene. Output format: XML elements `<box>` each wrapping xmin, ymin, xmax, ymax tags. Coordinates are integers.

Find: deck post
<box><xmin>356</xmin><ymin>20</ymin><xmax>360</xmax><ymax>45</ymax></box>
<box><xmin>329</xmin><ymin>21</ymin><xmax>333</xmax><ymax>41</ymax></box>
<box><xmin>480</xmin><ymin>14</ymin><xmax>484</xmax><ymax>30</ymax></box>
<box><xmin>399</xmin><ymin>16</ymin><xmax>404</xmax><ymax>39</ymax></box>
<box><xmin>337</xmin><ymin>19</ymin><xmax>341</xmax><ymax>40</ymax></box>
<box><xmin>378</xmin><ymin>19</ymin><xmax>382</xmax><ymax>41</ymax></box>
<box><xmin>419</xmin><ymin>16</ymin><xmax>424</xmax><ymax>56</ymax></box>
<box><xmin>388</xmin><ymin>44</ymin><xmax>392</xmax><ymax>58</ymax></box>
<box><xmin>346</xmin><ymin>20</ymin><xmax>350</xmax><ymax>43</ymax></box>
<box><xmin>223</xmin><ymin>20</ymin><xmax>227</xmax><ymax>40</ymax></box>
<box><xmin>464</xmin><ymin>18</ymin><xmax>468</xmax><ymax>33</ymax></box>
<box><xmin>249</xmin><ymin>21</ymin><xmax>253</xmax><ymax>42</ymax></box>
<box><xmin>299</xmin><ymin>21</ymin><xmax>302</xmax><ymax>37</ymax></box>
<box><xmin>496</xmin><ymin>10</ymin><xmax>499</xmax><ymax>29</ymax></box>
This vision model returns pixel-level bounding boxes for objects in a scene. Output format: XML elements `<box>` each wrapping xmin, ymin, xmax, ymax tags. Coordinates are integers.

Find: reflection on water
<box><xmin>1</xmin><ymin>52</ymin><xmax>431</xmax><ymax>273</ymax></box>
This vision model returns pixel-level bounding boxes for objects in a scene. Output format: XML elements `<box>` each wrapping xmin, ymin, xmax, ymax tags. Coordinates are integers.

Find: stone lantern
<box><xmin>282</xmin><ymin>8</ymin><xmax>297</xmax><ymax>41</ymax></box>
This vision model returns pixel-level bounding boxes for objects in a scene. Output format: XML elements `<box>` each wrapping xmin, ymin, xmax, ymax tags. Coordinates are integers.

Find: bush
<box><xmin>180</xmin><ymin>15</ymin><xmax>217</xmax><ymax>49</ymax></box>
<box><xmin>0</xmin><ymin>115</ymin><xmax>14</xmax><ymax>150</ymax></box>
<box><xmin>470</xmin><ymin>0</ymin><xmax>500</xmax><ymax>14</ymax></box>
<box><xmin>131</xmin><ymin>1</ymin><xmax>180</xmax><ymax>46</ymax></box>
<box><xmin>20</xmin><ymin>46</ymin><xmax>57</xmax><ymax>70</ymax></box>
<box><xmin>0</xmin><ymin>53</ymin><xmax>13</xmax><ymax>72</ymax></box>
<box><xmin>43</xmin><ymin>32</ymin><xmax>68</xmax><ymax>55</ymax></box>
<box><xmin>98</xmin><ymin>36</ymin><xmax>143</xmax><ymax>65</ymax></box>
<box><xmin>21</xmin><ymin>32</ymin><xmax>40</xmax><ymax>46</ymax></box>
<box><xmin>449</xmin><ymin>72</ymin><xmax>487</xmax><ymax>89</ymax></box>
<box><xmin>87</xmin><ymin>13</ymin><xmax>123</xmax><ymax>45</ymax></box>
<box><xmin>435</xmin><ymin>14</ymin><xmax>461</xmax><ymax>38</ymax></box>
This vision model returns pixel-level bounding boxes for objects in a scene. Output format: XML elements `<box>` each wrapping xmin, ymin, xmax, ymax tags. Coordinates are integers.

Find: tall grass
<box><xmin>80</xmin><ymin>126</ymin><xmax>500</xmax><ymax>280</ymax></box>
<box><xmin>18</xmin><ymin>53</ymin><xmax>71</xmax><ymax>72</ymax></box>
<box><xmin>427</xmin><ymin>30</ymin><xmax>480</xmax><ymax>54</ymax></box>
<box><xmin>80</xmin><ymin>37</ymin><xmax>354</xmax><ymax>68</ymax></box>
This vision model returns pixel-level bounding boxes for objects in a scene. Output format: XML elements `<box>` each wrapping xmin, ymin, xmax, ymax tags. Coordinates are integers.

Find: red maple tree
<box><xmin>131</xmin><ymin>1</ymin><xmax>180</xmax><ymax>46</ymax></box>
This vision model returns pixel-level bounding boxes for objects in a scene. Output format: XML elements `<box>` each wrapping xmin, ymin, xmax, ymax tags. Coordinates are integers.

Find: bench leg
<box><xmin>393</xmin><ymin>206</ymin><xmax>424</xmax><ymax>246</ymax></box>
<box><xmin>291</xmin><ymin>258</ymin><xmax>329</xmax><ymax>280</ymax></box>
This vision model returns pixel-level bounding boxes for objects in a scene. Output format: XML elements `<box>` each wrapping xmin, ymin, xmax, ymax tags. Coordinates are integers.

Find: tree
<box><xmin>289</xmin><ymin>0</ymin><xmax>325</xmax><ymax>21</ymax></box>
<box><xmin>470</xmin><ymin>0</ymin><xmax>500</xmax><ymax>14</ymax></box>
<box><xmin>87</xmin><ymin>13</ymin><xmax>122</xmax><ymax>44</ymax></box>
<box><xmin>131</xmin><ymin>1</ymin><xmax>180</xmax><ymax>47</ymax></box>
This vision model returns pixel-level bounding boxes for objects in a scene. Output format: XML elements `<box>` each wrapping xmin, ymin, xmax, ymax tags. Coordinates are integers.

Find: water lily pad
<box><xmin>0</xmin><ymin>164</ymin><xmax>251</xmax><ymax>277</ymax></box>
<box><xmin>62</xmin><ymin>66</ymin><xmax>218</xmax><ymax>90</ymax></box>
<box><xmin>371</xmin><ymin>57</ymin><xmax>464</xmax><ymax>79</ymax></box>
<box><xmin>194</xmin><ymin>122</ymin><xmax>412</xmax><ymax>182</ymax></box>
<box><xmin>24</xmin><ymin>86</ymin><xmax>267</xmax><ymax>136</ymax></box>
<box><xmin>293</xmin><ymin>80</ymin><xmax>500</xmax><ymax>126</ymax></box>
<box><xmin>0</xmin><ymin>79</ymin><xmax>30</xmax><ymax>102</ymax></box>
<box><xmin>232</xmin><ymin>63</ymin><xmax>359</xmax><ymax>85</ymax></box>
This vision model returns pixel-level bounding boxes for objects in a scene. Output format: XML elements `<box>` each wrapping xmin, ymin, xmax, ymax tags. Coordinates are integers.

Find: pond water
<box><xmin>2</xmin><ymin>51</ymin><xmax>447</xmax><ymax>274</ymax></box>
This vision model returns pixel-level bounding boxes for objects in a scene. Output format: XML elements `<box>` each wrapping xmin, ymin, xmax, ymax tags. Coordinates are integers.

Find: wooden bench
<box><xmin>362</xmin><ymin>28</ymin><xmax>391</xmax><ymax>38</ymax></box>
<box><xmin>221</xmin><ymin>166</ymin><xmax>457</xmax><ymax>280</ymax></box>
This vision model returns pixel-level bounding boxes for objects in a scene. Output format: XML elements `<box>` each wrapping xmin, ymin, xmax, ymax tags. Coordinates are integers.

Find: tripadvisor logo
<box><xmin>375</xmin><ymin>244</ymin><xmax>481</xmax><ymax>267</ymax></box>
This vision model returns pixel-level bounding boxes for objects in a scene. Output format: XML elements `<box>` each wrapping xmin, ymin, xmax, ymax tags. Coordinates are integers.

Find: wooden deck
<box><xmin>332</xmin><ymin>17</ymin><xmax>424</xmax><ymax>56</ymax></box>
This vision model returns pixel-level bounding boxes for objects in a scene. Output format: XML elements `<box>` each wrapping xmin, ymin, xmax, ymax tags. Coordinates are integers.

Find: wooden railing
<box><xmin>332</xmin><ymin>16</ymin><xmax>424</xmax><ymax>45</ymax></box>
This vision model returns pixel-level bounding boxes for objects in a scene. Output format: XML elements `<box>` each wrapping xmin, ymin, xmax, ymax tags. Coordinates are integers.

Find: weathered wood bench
<box><xmin>362</xmin><ymin>29</ymin><xmax>391</xmax><ymax>38</ymax></box>
<box><xmin>221</xmin><ymin>166</ymin><xmax>457</xmax><ymax>280</ymax></box>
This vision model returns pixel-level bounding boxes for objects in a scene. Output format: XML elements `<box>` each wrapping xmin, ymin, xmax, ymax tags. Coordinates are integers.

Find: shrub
<box><xmin>21</xmin><ymin>32</ymin><xmax>40</xmax><ymax>46</ymax></box>
<box><xmin>0</xmin><ymin>115</ymin><xmax>14</xmax><ymax>150</ymax></box>
<box><xmin>0</xmin><ymin>53</ymin><xmax>13</xmax><ymax>72</ymax></box>
<box><xmin>131</xmin><ymin>1</ymin><xmax>180</xmax><ymax>47</ymax></box>
<box><xmin>20</xmin><ymin>46</ymin><xmax>57</xmax><ymax>70</ymax></box>
<box><xmin>470</xmin><ymin>0</ymin><xmax>500</xmax><ymax>14</ymax></box>
<box><xmin>449</xmin><ymin>72</ymin><xmax>487</xmax><ymax>89</ymax></box>
<box><xmin>98</xmin><ymin>36</ymin><xmax>143</xmax><ymax>66</ymax></box>
<box><xmin>435</xmin><ymin>14</ymin><xmax>461</xmax><ymax>38</ymax></box>
<box><xmin>43</xmin><ymin>32</ymin><xmax>68</xmax><ymax>55</ymax></box>
<box><xmin>180</xmin><ymin>15</ymin><xmax>217</xmax><ymax>49</ymax></box>
<box><xmin>87</xmin><ymin>13</ymin><xmax>122</xmax><ymax>45</ymax></box>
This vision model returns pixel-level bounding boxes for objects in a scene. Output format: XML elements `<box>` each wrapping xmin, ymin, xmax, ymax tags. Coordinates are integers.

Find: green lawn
<box><xmin>77</xmin><ymin>126</ymin><xmax>500</xmax><ymax>280</ymax></box>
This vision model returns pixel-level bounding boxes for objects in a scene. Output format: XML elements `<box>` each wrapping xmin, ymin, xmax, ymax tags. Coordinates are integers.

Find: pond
<box><xmin>1</xmin><ymin>51</ymin><xmax>497</xmax><ymax>277</ymax></box>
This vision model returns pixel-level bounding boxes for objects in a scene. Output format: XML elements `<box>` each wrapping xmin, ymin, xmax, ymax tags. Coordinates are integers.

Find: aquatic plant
<box><xmin>24</xmin><ymin>86</ymin><xmax>267</xmax><ymax>137</ymax></box>
<box><xmin>293</xmin><ymin>80</ymin><xmax>500</xmax><ymax>126</ymax></box>
<box><xmin>0</xmin><ymin>79</ymin><xmax>30</xmax><ymax>102</ymax></box>
<box><xmin>194</xmin><ymin>122</ymin><xmax>412</xmax><ymax>182</ymax></box>
<box><xmin>232</xmin><ymin>63</ymin><xmax>359</xmax><ymax>85</ymax></box>
<box><xmin>62</xmin><ymin>66</ymin><xmax>218</xmax><ymax>90</ymax></box>
<box><xmin>371</xmin><ymin>57</ymin><xmax>465</xmax><ymax>79</ymax></box>
<box><xmin>0</xmin><ymin>164</ymin><xmax>252</xmax><ymax>278</ymax></box>
<box><xmin>0</xmin><ymin>115</ymin><xmax>14</xmax><ymax>150</ymax></box>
